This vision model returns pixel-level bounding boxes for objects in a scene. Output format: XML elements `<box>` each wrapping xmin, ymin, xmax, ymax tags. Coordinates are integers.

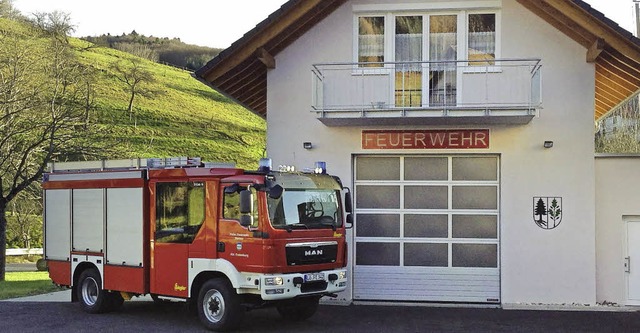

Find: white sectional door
<box><xmin>353</xmin><ymin>155</ymin><xmax>500</xmax><ymax>303</ymax></box>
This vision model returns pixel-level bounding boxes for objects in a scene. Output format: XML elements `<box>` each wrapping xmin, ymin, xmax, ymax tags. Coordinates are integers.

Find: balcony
<box><xmin>311</xmin><ymin>59</ymin><xmax>542</xmax><ymax>126</ymax></box>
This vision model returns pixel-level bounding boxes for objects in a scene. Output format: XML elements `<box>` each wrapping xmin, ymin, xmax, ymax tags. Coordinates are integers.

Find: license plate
<box><xmin>304</xmin><ymin>272</ymin><xmax>325</xmax><ymax>282</ymax></box>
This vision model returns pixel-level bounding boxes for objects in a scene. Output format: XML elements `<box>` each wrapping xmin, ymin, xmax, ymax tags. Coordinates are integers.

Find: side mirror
<box><xmin>269</xmin><ymin>184</ymin><xmax>284</xmax><ymax>199</ymax></box>
<box><xmin>344</xmin><ymin>188</ymin><xmax>353</xmax><ymax>213</ymax></box>
<box><xmin>239</xmin><ymin>190</ymin><xmax>253</xmax><ymax>228</ymax></box>
<box><xmin>240</xmin><ymin>215</ymin><xmax>252</xmax><ymax>227</ymax></box>
<box><xmin>345</xmin><ymin>213</ymin><xmax>353</xmax><ymax>229</ymax></box>
<box><xmin>239</xmin><ymin>190</ymin><xmax>252</xmax><ymax>214</ymax></box>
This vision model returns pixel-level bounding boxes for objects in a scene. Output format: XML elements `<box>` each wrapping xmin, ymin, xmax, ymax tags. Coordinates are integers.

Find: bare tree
<box><xmin>31</xmin><ymin>11</ymin><xmax>75</xmax><ymax>44</ymax></box>
<box><xmin>113</xmin><ymin>43</ymin><xmax>159</xmax><ymax>62</ymax></box>
<box><xmin>0</xmin><ymin>17</ymin><xmax>101</xmax><ymax>281</ymax></box>
<box><xmin>7</xmin><ymin>186</ymin><xmax>42</xmax><ymax>249</ymax></box>
<box><xmin>0</xmin><ymin>0</ymin><xmax>20</xmax><ymax>19</ymax></box>
<box><xmin>110</xmin><ymin>59</ymin><xmax>156</xmax><ymax>121</ymax></box>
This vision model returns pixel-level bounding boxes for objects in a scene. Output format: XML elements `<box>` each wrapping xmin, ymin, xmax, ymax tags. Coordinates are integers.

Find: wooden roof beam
<box><xmin>256</xmin><ymin>47</ymin><xmax>276</xmax><ymax>69</ymax></box>
<box><xmin>203</xmin><ymin>0</ymin><xmax>328</xmax><ymax>82</ymax></box>
<box><xmin>587</xmin><ymin>38</ymin><xmax>605</xmax><ymax>63</ymax></box>
<box><xmin>543</xmin><ymin>0</ymin><xmax>640</xmax><ymax>63</ymax></box>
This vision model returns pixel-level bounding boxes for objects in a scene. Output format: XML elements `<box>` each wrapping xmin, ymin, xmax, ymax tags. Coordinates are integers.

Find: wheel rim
<box><xmin>81</xmin><ymin>276</ymin><xmax>99</xmax><ymax>306</ymax></box>
<box><xmin>202</xmin><ymin>289</ymin><xmax>225</xmax><ymax>323</ymax></box>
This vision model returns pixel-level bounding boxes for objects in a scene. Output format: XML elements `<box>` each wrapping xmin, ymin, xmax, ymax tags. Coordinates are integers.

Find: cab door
<box><xmin>150</xmin><ymin>180</ymin><xmax>206</xmax><ymax>297</ymax></box>
<box><xmin>217</xmin><ymin>184</ymin><xmax>265</xmax><ymax>272</ymax></box>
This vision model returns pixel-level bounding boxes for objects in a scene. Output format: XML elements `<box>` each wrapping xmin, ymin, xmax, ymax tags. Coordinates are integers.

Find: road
<box><xmin>6</xmin><ymin>263</ymin><xmax>37</xmax><ymax>272</ymax></box>
<box><xmin>0</xmin><ymin>300</ymin><xmax>639</xmax><ymax>332</ymax></box>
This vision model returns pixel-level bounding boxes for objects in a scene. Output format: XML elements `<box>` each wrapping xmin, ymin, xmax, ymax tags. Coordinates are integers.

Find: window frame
<box><xmin>352</xmin><ymin>9</ymin><xmax>501</xmax><ymax>70</ymax></box>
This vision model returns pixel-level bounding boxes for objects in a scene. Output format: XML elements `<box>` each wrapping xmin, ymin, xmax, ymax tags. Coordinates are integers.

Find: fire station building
<box><xmin>196</xmin><ymin>0</ymin><xmax>640</xmax><ymax>307</ymax></box>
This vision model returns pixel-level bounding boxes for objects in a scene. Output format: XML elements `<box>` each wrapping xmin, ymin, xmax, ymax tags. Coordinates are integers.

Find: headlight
<box><xmin>265</xmin><ymin>277</ymin><xmax>284</xmax><ymax>286</ymax></box>
<box><xmin>338</xmin><ymin>271</ymin><xmax>347</xmax><ymax>280</ymax></box>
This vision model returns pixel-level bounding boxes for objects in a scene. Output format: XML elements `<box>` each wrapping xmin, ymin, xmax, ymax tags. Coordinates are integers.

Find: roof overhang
<box><xmin>194</xmin><ymin>0</ymin><xmax>348</xmax><ymax>118</ymax></box>
<box><xmin>195</xmin><ymin>0</ymin><xmax>640</xmax><ymax>122</ymax></box>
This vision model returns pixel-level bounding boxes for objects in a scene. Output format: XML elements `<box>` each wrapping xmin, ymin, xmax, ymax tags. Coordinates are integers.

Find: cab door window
<box><xmin>223</xmin><ymin>187</ymin><xmax>259</xmax><ymax>228</ymax></box>
<box><xmin>155</xmin><ymin>182</ymin><xmax>205</xmax><ymax>243</ymax></box>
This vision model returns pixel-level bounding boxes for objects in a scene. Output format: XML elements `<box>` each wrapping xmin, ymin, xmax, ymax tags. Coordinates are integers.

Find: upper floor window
<box><xmin>468</xmin><ymin>13</ymin><xmax>496</xmax><ymax>65</ymax></box>
<box><xmin>355</xmin><ymin>12</ymin><xmax>498</xmax><ymax>65</ymax></box>
<box><xmin>155</xmin><ymin>182</ymin><xmax>205</xmax><ymax>244</ymax></box>
<box><xmin>358</xmin><ymin>16</ymin><xmax>385</xmax><ymax>67</ymax></box>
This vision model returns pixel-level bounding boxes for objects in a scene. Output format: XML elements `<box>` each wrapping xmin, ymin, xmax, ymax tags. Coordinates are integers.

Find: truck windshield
<box><xmin>268</xmin><ymin>189</ymin><xmax>342</xmax><ymax>230</ymax></box>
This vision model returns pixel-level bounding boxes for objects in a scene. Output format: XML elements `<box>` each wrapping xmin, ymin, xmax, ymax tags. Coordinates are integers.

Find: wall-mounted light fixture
<box><xmin>543</xmin><ymin>141</ymin><xmax>554</xmax><ymax>149</ymax></box>
<box><xmin>303</xmin><ymin>142</ymin><xmax>313</xmax><ymax>150</ymax></box>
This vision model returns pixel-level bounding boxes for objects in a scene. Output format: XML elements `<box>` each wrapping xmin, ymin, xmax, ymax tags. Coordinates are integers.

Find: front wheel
<box><xmin>276</xmin><ymin>296</ymin><xmax>320</xmax><ymax>321</ymax></box>
<box><xmin>197</xmin><ymin>279</ymin><xmax>244</xmax><ymax>331</ymax></box>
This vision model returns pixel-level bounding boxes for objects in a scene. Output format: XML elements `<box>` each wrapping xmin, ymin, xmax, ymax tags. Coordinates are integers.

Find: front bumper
<box><xmin>258</xmin><ymin>268</ymin><xmax>347</xmax><ymax>301</ymax></box>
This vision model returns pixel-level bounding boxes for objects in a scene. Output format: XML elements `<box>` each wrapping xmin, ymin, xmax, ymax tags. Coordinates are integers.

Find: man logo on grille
<box><xmin>305</xmin><ymin>249</ymin><xmax>323</xmax><ymax>256</ymax></box>
<box><xmin>533</xmin><ymin>197</ymin><xmax>562</xmax><ymax>230</ymax></box>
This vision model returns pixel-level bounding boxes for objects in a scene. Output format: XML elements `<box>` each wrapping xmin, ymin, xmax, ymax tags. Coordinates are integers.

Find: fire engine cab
<box><xmin>42</xmin><ymin>157</ymin><xmax>350</xmax><ymax>331</ymax></box>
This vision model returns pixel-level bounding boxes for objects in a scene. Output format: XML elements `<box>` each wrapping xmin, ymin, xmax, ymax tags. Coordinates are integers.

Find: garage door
<box><xmin>353</xmin><ymin>155</ymin><xmax>500</xmax><ymax>303</ymax></box>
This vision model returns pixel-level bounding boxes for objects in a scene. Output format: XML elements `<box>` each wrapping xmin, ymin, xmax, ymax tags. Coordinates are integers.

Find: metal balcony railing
<box><xmin>312</xmin><ymin>59</ymin><xmax>542</xmax><ymax>125</ymax></box>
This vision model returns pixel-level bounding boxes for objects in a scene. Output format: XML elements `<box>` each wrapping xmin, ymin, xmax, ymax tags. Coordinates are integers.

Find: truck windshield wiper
<box><xmin>284</xmin><ymin>223</ymin><xmax>309</xmax><ymax>233</ymax></box>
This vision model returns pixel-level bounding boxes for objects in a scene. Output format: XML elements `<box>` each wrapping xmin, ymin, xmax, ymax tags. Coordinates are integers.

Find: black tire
<box><xmin>77</xmin><ymin>268</ymin><xmax>111</xmax><ymax>314</ymax></box>
<box><xmin>197</xmin><ymin>279</ymin><xmax>244</xmax><ymax>331</ymax></box>
<box><xmin>276</xmin><ymin>296</ymin><xmax>320</xmax><ymax>321</ymax></box>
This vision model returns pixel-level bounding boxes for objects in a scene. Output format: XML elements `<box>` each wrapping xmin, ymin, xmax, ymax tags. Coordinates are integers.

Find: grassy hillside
<box><xmin>0</xmin><ymin>17</ymin><xmax>266</xmax><ymax>169</ymax></box>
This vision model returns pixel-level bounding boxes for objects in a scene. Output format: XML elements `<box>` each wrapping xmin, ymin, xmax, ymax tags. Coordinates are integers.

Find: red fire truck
<box><xmin>43</xmin><ymin>157</ymin><xmax>350</xmax><ymax>331</ymax></box>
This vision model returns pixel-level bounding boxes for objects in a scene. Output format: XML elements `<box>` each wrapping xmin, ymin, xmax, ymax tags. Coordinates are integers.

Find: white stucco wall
<box><xmin>595</xmin><ymin>155</ymin><xmax>640</xmax><ymax>305</ymax></box>
<box><xmin>266</xmin><ymin>0</ymin><xmax>596</xmax><ymax>305</ymax></box>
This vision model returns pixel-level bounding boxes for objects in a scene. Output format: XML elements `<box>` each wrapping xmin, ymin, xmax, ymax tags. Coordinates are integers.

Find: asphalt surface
<box><xmin>1</xmin><ymin>295</ymin><xmax>639</xmax><ymax>333</ymax></box>
<box><xmin>2</xmin><ymin>263</ymin><xmax>640</xmax><ymax>332</ymax></box>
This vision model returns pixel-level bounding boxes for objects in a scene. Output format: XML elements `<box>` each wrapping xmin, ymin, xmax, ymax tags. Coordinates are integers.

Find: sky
<box><xmin>10</xmin><ymin>0</ymin><xmax>639</xmax><ymax>49</ymax></box>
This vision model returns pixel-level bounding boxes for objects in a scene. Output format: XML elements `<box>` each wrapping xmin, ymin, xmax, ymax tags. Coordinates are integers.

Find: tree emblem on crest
<box><xmin>533</xmin><ymin>197</ymin><xmax>562</xmax><ymax>230</ymax></box>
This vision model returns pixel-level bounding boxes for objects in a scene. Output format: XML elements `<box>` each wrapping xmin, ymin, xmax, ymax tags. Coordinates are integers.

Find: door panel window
<box><xmin>405</xmin><ymin>186</ymin><xmax>448</xmax><ymax>209</ymax></box>
<box><xmin>452</xmin><ymin>243</ymin><xmax>497</xmax><ymax>268</ymax></box>
<box><xmin>404</xmin><ymin>243</ymin><xmax>448</xmax><ymax>267</ymax></box>
<box><xmin>452</xmin><ymin>186</ymin><xmax>497</xmax><ymax>210</ymax></box>
<box><xmin>356</xmin><ymin>214</ymin><xmax>400</xmax><ymax>237</ymax></box>
<box><xmin>155</xmin><ymin>182</ymin><xmax>205</xmax><ymax>244</ymax></box>
<box><xmin>356</xmin><ymin>185</ymin><xmax>400</xmax><ymax>209</ymax></box>
<box><xmin>356</xmin><ymin>156</ymin><xmax>400</xmax><ymax>180</ymax></box>
<box><xmin>404</xmin><ymin>214</ymin><xmax>448</xmax><ymax>238</ymax></box>
<box><xmin>404</xmin><ymin>157</ymin><xmax>448</xmax><ymax>180</ymax></box>
<box><xmin>452</xmin><ymin>215</ymin><xmax>498</xmax><ymax>239</ymax></box>
<box><xmin>356</xmin><ymin>242</ymin><xmax>400</xmax><ymax>266</ymax></box>
<box><xmin>452</xmin><ymin>156</ymin><xmax>498</xmax><ymax>181</ymax></box>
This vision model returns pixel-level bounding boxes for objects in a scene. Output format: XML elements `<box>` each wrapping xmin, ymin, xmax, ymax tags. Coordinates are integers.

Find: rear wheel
<box><xmin>197</xmin><ymin>279</ymin><xmax>244</xmax><ymax>331</ymax></box>
<box><xmin>276</xmin><ymin>296</ymin><xmax>320</xmax><ymax>321</ymax></box>
<box><xmin>77</xmin><ymin>268</ymin><xmax>110</xmax><ymax>314</ymax></box>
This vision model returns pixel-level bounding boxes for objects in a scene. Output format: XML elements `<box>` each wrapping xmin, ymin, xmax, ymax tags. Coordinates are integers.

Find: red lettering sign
<box><xmin>362</xmin><ymin>130</ymin><xmax>490</xmax><ymax>149</ymax></box>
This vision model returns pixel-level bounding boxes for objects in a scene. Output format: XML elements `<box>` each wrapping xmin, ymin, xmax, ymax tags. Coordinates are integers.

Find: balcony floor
<box><xmin>315</xmin><ymin>107</ymin><xmax>536</xmax><ymax>126</ymax></box>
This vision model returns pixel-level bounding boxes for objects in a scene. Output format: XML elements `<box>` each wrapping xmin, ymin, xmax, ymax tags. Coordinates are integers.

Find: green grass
<box><xmin>0</xmin><ymin>272</ymin><xmax>64</xmax><ymax>300</ymax></box>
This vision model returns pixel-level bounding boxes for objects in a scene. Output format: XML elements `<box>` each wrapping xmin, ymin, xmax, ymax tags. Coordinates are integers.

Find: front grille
<box><xmin>285</xmin><ymin>241</ymin><xmax>338</xmax><ymax>266</ymax></box>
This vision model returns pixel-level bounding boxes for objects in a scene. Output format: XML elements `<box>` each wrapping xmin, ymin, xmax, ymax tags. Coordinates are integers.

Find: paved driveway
<box><xmin>0</xmin><ymin>294</ymin><xmax>639</xmax><ymax>332</ymax></box>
